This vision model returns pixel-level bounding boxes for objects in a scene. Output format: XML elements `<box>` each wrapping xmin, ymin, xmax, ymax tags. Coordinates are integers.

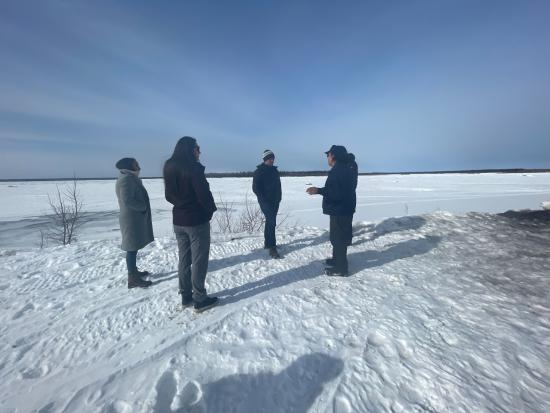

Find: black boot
<box><xmin>128</xmin><ymin>273</ymin><xmax>153</xmax><ymax>289</ymax></box>
<box><xmin>194</xmin><ymin>296</ymin><xmax>218</xmax><ymax>313</ymax></box>
<box><xmin>181</xmin><ymin>294</ymin><xmax>193</xmax><ymax>308</ymax></box>
<box><xmin>325</xmin><ymin>267</ymin><xmax>349</xmax><ymax>277</ymax></box>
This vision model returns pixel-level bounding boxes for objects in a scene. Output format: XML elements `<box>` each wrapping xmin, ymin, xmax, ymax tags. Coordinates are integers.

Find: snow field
<box><xmin>1</xmin><ymin>210</ymin><xmax>550</xmax><ymax>412</ymax></box>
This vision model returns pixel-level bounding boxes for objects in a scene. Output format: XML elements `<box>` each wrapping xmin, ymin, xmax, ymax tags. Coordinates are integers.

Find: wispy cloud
<box><xmin>1</xmin><ymin>0</ymin><xmax>549</xmax><ymax>178</ymax></box>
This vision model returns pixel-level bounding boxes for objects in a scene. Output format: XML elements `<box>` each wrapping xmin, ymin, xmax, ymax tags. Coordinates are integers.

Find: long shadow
<box><xmin>149</xmin><ymin>233</ymin><xmax>326</xmax><ymax>287</ymax></box>
<box><xmin>208</xmin><ymin>233</ymin><xmax>329</xmax><ymax>273</ymax></box>
<box><xmin>349</xmin><ymin>235</ymin><xmax>441</xmax><ymax>270</ymax></box>
<box><xmin>151</xmin><ymin>233</ymin><xmax>327</xmax><ymax>287</ymax></box>
<box><xmin>152</xmin><ymin>271</ymin><xmax>178</xmax><ymax>286</ymax></box>
<box><xmin>208</xmin><ymin>216</ymin><xmax>427</xmax><ymax>273</ymax></box>
<box><xmin>216</xmin><ymin>235</ymin><xmax>441</xmax><ymax>307</ymax></box>
<box><xmin>169</xmin><ymin>353</ymin><xmax>344</xmax><ymax>413</ymax></box>
<box><xmin>216</xmin><ymin>259</ymin><xmax>325</xmax><ymax>306</ymax></box>
<box><xmin>155</xmin><ymin>216</ymin><xmax>429</xmax><ymax>289</ymax></box>
<box><xmin>352</xmin><ymin>216</ymin><xmax>427</xmax><ymax>247</ymax></box>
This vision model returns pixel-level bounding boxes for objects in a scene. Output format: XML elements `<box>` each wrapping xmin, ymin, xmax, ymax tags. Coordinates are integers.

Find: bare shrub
<box><xmin>276</xmin><ymin>211</ymin><xmax>291</xmax><ymax>229</ymax></box>
<box><xmin>46</xmin><ymin>178</ymin><xmax>85</xmax><ymax>245</ymax></box>
<box><xmin>38</xmin><ymin>228</ymin><xmax>46</xmax><ymax>249</ymax></box>
<box><xmin>214</xmin><ymin>192</ymin><xmax>272</xmax><ymax>234</ymax></box>
<box><xmin>238</xmin><ymin>192</ymin><xmax>265</xmax><ymax>234</ymax></box>
<box><xmin>214</xmin><ymin>193</ymin><xmax>236</xmax><ymax>234</ymax></box>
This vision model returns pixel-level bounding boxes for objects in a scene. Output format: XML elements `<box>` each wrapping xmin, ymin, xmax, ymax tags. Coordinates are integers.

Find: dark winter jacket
<box><xmin>349</xmin><ymin>160</ymin><xmax>358</xmax><ymax>190</ymax></box>
<box><xmin>164</xmin><ymin>160</ymin><xmax>217</xmax><ymax>227</ymax></box>
<box><xmin>252</xmin><ymin>163</ymin><xmax>282</xmax><ymax>205</ymax></box>
<box><xmin>318</xmin><ymin>162</ymin><xmax>356</xmax><ymax>216</ymax></box>
<box><xmin>115</xmin><ymin>171</ymin><xmax>154</xmax><ymax>251</ymax></box>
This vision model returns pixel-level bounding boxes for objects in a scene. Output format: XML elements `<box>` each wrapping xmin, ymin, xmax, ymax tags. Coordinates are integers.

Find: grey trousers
<box><xmin>174</xmin><ymin>222</ymin><xmax>211</xmax><ymax>302</ymax></box>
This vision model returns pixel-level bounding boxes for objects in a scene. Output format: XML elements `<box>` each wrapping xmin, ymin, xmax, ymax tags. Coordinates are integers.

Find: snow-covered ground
<box><xmin>1</xmin><ymin>174</ymin><xmax>550</xmax><ymax>412</ymax></box>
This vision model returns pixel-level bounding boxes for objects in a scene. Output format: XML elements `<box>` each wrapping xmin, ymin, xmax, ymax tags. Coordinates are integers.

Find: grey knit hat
<box><xmin>115</xmin><ymin>157</ymin><xmax>138</xmax><ymax>171</ymax></box>
<box><xmin>262</xmin><ymin>149</ymin><xmax>275</xmax><ymax>161</ymax></box>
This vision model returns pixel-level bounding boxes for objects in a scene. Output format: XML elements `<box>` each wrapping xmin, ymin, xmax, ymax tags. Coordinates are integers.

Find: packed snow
<box><xmin>1</xmin><ymin>174</ymin><xmax>550</xmax><ymax>412</ymax></box>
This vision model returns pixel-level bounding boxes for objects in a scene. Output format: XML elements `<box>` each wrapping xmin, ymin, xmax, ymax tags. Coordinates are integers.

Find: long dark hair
<box><xmin>163</xmin><ymin>136</ymin><xmax>197</xmax><ymax>180</ymax></box>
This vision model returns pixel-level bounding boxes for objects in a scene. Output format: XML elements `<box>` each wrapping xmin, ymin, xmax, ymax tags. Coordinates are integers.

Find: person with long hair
<box><xmin>163</xmin><ymin>136</ymin><xmax>218</xmax><ymax>312</ymax></box>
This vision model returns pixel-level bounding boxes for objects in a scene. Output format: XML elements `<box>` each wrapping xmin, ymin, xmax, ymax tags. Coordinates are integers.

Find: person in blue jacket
<box><xmin>307</xmin><ymin>145</ymin><xmax>356</xmax><ymax>276</ymax></box>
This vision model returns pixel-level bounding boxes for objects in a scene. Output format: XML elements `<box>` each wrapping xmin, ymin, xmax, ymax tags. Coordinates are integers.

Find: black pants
<box><xmin>330</xmin><ymin>215</ymin><xmax>353</xmax><ymax>271</ymax></box>
<box><xmin>259</xmin><ymin>201</ymin><xmax>279</xmax><ymax>248</ymax></box>
<box><xmin>126</xmin><ymin>251</ymin><xmax>138</xmax><ymax>273</ymax></box>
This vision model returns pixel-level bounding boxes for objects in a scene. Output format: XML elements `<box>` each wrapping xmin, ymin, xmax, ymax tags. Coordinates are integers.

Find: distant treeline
<box><xmin>207</xmin><ymin>168</ymin><xmax>550</xmax><ymax>178</ymax></box>
<box><xmin>2</xmin><ymin>168</ymin><xmax>549</xmax><ymax>182</ymax></box>
<box><xmin>205</xmin><ymin>171</ymin><xmax>331</xmax><ymax>178</ymax></box>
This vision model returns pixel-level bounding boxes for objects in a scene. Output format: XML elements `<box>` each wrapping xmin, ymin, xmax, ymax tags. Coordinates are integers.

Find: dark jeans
<box><xmin>126</xmin><ymin>251</ymin><xmax>138</xmax><ymax>274</ymax></box>
<box><xmin>174</xmin><ymin>222</ymin><xmax>211</xmax><ymax>302</ymax></box>
<box><xmin>259</xmin><ymin>201</ymin><xmax>279</xmax><ymax>248</ymax></box>
<box><xmin>330</xmin><ymin>215</ymin><xmax>353</xmax><ymax>271</ymax></box>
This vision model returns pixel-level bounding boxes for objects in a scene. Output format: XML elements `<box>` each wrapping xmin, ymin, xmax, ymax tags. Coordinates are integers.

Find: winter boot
<box><xmin>181</xmin><ymin>294</ymin><xmax>193</xmax><ymax>308</ymax></box>
<box><xmin>194</xmin><ymin>296</ymin><xmax>219</xmax><ymax>313</ymax></box>
<box><xmin>128</xmin><ymin>273</ymin><xmax>153</xmax><ymax>289</ymax></box>
<box><xmin>325</xmin><ymin>267</ymin><xmax>349</xmax><ymax>277</ymax></box>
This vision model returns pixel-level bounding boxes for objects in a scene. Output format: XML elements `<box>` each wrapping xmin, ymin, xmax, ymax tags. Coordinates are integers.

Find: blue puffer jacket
<box><xmin>318</xmin><ymin>162</ymin><xmax>356</xmax><ymax>216</ymax></box>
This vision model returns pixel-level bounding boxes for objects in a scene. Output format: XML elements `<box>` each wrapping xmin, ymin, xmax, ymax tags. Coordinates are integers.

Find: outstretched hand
<box><xmin>306</xmin><ymin>187</ymin><xmax>319</xmax><ymax>195</ymax></box>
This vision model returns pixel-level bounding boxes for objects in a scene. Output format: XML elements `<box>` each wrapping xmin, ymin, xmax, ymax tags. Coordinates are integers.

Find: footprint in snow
<box><xmin>107</xmin><ymin>400</ymin><xmax>132</xmax><ymax>413</ymax></box>
<box><xmin>367</xmin><ymin>331</ymin><xmax>390</xmax><ymax>347</ymax></box>
<box><xmin>395</xmin><ymin>339</ymin><xmax>414</xmax><ymax>360</ymax></box>
<box><xmin>153</xmin><ymin>370</ymin><xmax>204</xmax><ymax>413</ymax></box>
<box><xmin>367</xmin><ymin>331</ymin><xmax>397</xmax><ymax>357</ymax></box>
<box><xmin>12</xmin><ymin>302</ymin><xmax>36</xmax><ymax>320</ymax></box>
<box><xmin>334</xmin><ymin>395</ymin><xmax>353</xmax><ymax>413</ymax></box>
<box><xmin>21</xmin><ymin>363</ymin><xmax>50</xmax><ymax>379</ymax></box>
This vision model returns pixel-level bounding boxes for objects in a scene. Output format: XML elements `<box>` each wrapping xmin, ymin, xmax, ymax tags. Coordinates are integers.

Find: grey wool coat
<box><xmin>115</xmin><ymin>171</ymin><xmax>154</xmax><ymax>251</ymax></box>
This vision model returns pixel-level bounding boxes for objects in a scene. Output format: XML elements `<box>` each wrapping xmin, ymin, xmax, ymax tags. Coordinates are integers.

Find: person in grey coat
<box><xmin>115</xmin><ymin>158</ymin><xmax>154</xmax><ymax>289</ymax></box>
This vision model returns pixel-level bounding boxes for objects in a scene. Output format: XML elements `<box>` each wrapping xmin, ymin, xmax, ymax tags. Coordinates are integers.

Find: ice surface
<box><xmin>1</xmin><ymin>173</ymin><xmax>550</xmax><ymax>249</ymax></box>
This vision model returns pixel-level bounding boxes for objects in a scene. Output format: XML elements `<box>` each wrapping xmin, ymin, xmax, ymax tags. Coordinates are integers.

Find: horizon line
<box><xmin>1</xmin><ymin>168</ymin><xmax>549</xmax><ymax>182</ymax></box>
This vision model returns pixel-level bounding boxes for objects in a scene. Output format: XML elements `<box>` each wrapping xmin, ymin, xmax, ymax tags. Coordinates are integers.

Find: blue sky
<box><xmin>1</xmin><ymin>0</ymin><xmax>549</xmax><ymax>178</ymax></box>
